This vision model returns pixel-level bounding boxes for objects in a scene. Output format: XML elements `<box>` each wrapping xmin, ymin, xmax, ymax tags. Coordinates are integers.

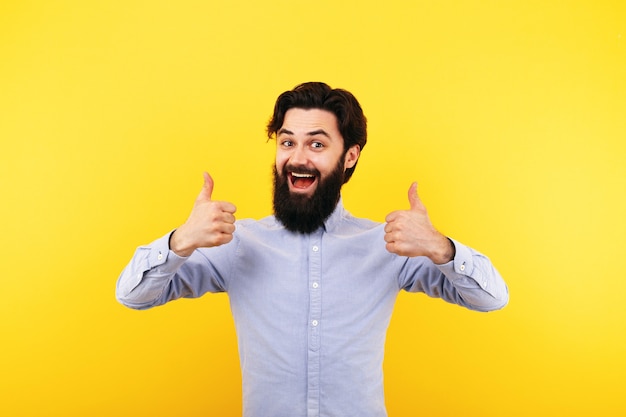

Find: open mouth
<box><xmin>288</xmin><ymin>171</ymin><xmax>318</xmax><ymax>191</ymax></box>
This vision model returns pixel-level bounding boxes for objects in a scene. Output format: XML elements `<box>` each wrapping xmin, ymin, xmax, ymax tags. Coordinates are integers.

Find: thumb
<box><xmin>198</xmin><ymin>171</ymin><xmax>214</xmax><ymax>201</ymax></box>
<box><xmin>407</xmin><ymin>181</ymin><xmax>422</xmax><ymax>211</ymax></box>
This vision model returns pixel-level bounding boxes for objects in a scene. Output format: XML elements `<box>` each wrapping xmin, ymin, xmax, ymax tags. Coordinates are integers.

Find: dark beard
<box><xmin>272</xmin><ymin>159</ymin><xmax>345</xmax><ymax>234</ymax></box>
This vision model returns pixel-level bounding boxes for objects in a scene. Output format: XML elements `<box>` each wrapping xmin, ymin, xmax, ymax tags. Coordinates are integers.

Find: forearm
<box><xmin>169</xmin><ymin>228</ymin><xmax>196</xmax><ymax>258</ymax></box>
<box><xmin>429</xmin><ymin>236</ymin><xmax>456</xmax><ymax>265</ymax></box>
<box><xmin>116</xmin><ymin>231</ymin><xmax>188</xmax><ymax>309</ymax></box>
<box><xmin>435</xmin><ymin>239</ymin><xmax>509</xmax><ymax>311</ymax></box>
<box><xmin>116</xmin><ymin>229</ymin><xmax>232</xmax><ymax>310</ymax></box>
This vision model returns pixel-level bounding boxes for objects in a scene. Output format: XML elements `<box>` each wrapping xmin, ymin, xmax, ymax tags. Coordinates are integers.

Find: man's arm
<box><xmin>385</xmin><ymin>182</ymin><xmax>508</xmax><ymax>311</ymax></box>
<box><xmin>116</xmin><ymin>172</ymin><xmax>236</xmax><ymax>309</ymax></box>
<box><xmin>116</xmin><ymin>231</ymin><xmax>191</xmax><ymax>309</ymax></box>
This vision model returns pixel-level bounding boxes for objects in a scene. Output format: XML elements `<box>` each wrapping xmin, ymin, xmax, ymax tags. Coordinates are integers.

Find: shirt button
<box><xmin>312</xmin><ymin>320</ymin><xmax>319</xmax><ymax>327</ymax></box>
<box><xmin>312</xmin><ymin>245</ymin><xmax>319</xmax><ymax>252</ymax></box>
<box><xmin>157</xmin><ymin>251</ymin><xmax>163</xmax><ymax>261</ymax></box>
<box><xmin>459</xmin><ymin>263</ymin><xmax>466</xmax><ymax>272</ymax></box>
<box><xmin>312</xmin><ymin>282</ymin><xmax>319</xmax><ymax>289</ymax></box>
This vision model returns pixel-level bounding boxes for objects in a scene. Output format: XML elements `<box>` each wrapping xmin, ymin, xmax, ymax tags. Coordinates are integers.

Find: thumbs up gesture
<box><xmin>169</xmin><ymin>172</ymin><xmax>237</xmax><ymax>257</ymax></box>
<box><xmin>384</xmin><ymin>182</ymin><xmax>455</xmax><ymax>264</ymax></box>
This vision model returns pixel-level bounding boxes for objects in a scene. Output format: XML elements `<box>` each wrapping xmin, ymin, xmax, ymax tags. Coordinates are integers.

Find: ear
<box><xmin>344</xmin><ymin>145</ymin><xmax>360</xmax><ymax>169</ymax></box>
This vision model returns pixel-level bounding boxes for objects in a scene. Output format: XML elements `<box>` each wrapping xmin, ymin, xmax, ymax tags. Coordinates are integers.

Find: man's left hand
<box><xmin>384</xmin><ymin>182</ymin><xmax>455</xmax><ymax>264</ymax></box>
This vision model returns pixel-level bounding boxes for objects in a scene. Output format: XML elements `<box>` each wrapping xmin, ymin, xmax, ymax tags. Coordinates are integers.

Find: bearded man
<box><xmin>116</xmin><ymin>82</ymin><xmax>508</xmax><ymax>417</ymax></box>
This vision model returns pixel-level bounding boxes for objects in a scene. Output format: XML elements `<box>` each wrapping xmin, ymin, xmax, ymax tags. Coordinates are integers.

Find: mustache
<box><xmin>282</xmin><ymin>164</ymin><xmax>320</xmax><ymax>177</ymax></box>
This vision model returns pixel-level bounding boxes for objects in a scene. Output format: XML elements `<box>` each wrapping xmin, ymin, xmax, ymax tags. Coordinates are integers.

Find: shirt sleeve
<box><xmin>399</xmin><ymin>238</ymin><xmax>509</xmax><ymax>312</ymax></box>
<box><xmin>115</xmin><ymin>231</ymin><xmax>230</xmax><ymax>310</ymax></box>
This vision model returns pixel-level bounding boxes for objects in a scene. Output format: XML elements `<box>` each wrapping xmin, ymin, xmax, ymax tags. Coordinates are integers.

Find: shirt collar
<box><xmin>322</xmin><ymin>197</ymin><xmax>348</xmax><ymax>233</ymax></box>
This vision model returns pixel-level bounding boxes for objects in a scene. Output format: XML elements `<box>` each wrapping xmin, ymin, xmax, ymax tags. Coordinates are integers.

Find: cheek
<box><xmin>275</xmin><ymin>156</ymin><xmax>289</xmax><ymax>175</ymax></box>
<box><xmin>275</xmin><ymin>152</ymin><xmax>285</xmax><ymax>168</ymax></box>
<box><xmin>315</xmin><ymin>160</ymin><xmax>338</xmax><ymax>178</ymax></box>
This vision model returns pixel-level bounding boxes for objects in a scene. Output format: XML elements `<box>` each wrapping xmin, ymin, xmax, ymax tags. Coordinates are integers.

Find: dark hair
<box><xmin>266</xmin><ymin>82</ymin><xmax>367</xmax><ymax>183</ymax></box>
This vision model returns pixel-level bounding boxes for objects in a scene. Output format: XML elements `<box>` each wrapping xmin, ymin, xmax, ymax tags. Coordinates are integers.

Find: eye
<box><xmin>311</xmin><ymin>141</ymin><xmax>324</xmax><ymax>149</ymax></box>
<box><xmin>280</xmin><ymin>139</ymin><xmax>293</xmax><ymax>147</ymax></box>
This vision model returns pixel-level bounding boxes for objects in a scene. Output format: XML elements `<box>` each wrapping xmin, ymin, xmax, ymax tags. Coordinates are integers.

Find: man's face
<box><xmin>275</xmin><ymin>108</ymin><xmax>359</xmax><ymax>196</ymax></box>
<box><xmin>273</xmin><ymin>108</ymin><xmax>360</xmax><ymax>233</ymax></box>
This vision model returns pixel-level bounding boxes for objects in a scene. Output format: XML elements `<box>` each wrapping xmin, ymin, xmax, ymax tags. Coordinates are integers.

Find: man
<box><xmin>116</xmin><ymin>82</ymin><xmax>508</xmax><ymax>417</ymax></box>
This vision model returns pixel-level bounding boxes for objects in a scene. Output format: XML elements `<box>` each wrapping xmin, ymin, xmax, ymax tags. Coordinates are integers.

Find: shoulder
<box><xmin>233</xmin><ymin>215</ymin><xmax>284</xmax><ymax>238</ymax></box>
<box><xmin>329</xmin><ymin>207</ymin><xmax>383</xmax><ymax>236</ymax></box>
<box><xmin>341</xmin><ymin>211</ymin><xmax>380</xmax><ymax>229</ymax></box>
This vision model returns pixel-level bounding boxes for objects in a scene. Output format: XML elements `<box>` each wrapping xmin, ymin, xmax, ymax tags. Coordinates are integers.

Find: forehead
<box><xmin>280</xmin><ymin>108</ymin><xmax>341</xmax><ymax>136</ymax></box>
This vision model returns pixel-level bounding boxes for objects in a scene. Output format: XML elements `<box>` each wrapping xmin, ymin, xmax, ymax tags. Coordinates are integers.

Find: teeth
<box><xmin>291</xmin><ymin>172</ymin><xmax>314</xmax><ymax>178</ymax></box>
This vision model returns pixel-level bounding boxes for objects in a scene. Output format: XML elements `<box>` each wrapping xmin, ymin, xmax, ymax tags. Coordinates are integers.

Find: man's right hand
<box><xmin>169</xmin><ymin>172</ymin><xmax>237</xmax><ymax>257</ymax></box>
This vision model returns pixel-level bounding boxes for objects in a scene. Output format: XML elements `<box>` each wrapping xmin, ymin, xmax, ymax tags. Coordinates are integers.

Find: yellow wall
<box><xmin>1</xmin><ymin>1</ymin><xmax>624</xmax><ymax>416</ymax></box>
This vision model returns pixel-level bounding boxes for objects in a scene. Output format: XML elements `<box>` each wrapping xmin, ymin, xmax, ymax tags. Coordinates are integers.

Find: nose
<box><xmin>289</xmin><ymin>145</ymin><xmax>308</xmax><ymax>167</ymax></box>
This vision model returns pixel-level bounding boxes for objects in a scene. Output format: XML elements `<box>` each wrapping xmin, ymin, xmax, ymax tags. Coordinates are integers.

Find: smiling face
<box><xmin>272</xmin><ymin>107</ymin><xmax>360</xmax><ymax>233</ymax></box>
<box><xmin>275</xmin><ymin>108</ymin><xmax>360</xmax><ymax>197</ymax></box>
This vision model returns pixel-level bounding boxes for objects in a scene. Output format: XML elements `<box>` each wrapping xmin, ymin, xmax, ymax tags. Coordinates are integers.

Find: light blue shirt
<box><xmin>116</xmin><ymin>200</ymin><xmax>508</xmax><ymax>417</ymax></box>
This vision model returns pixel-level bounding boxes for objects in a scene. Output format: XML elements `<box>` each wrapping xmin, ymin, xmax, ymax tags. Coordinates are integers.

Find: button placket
<box><xmin>309</xmin><ymin>239</ymin><xmax>322</xmax><ymax>351</ymax></box>
<box><xmin>306</xmin><ymin>233</ymin><xmax>323</xmax><ymax>417</ymax></box>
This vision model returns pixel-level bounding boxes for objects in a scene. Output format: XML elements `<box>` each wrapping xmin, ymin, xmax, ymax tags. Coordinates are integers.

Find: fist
<box><xmin>170</xmin><ymin>172</ymin><xmax>237</xmax><ymax>257</ymax></box>
<box><xmin>384</xmin><ymin>182</ymin><xmax>454</xmax><ymax>264</ymax></box>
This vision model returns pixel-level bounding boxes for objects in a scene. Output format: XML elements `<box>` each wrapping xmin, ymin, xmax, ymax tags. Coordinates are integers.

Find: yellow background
<box><xmin>1</xmin><ymin>1</ymin><xmax>625</xmax><ymax>416</ymax></box>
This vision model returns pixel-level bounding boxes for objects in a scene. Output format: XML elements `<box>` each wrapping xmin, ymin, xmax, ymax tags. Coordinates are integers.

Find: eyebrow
<box><xmin>277</xmin><ymin>128</ymin><xmax>330</xmax><ymax>138</ymax></box>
